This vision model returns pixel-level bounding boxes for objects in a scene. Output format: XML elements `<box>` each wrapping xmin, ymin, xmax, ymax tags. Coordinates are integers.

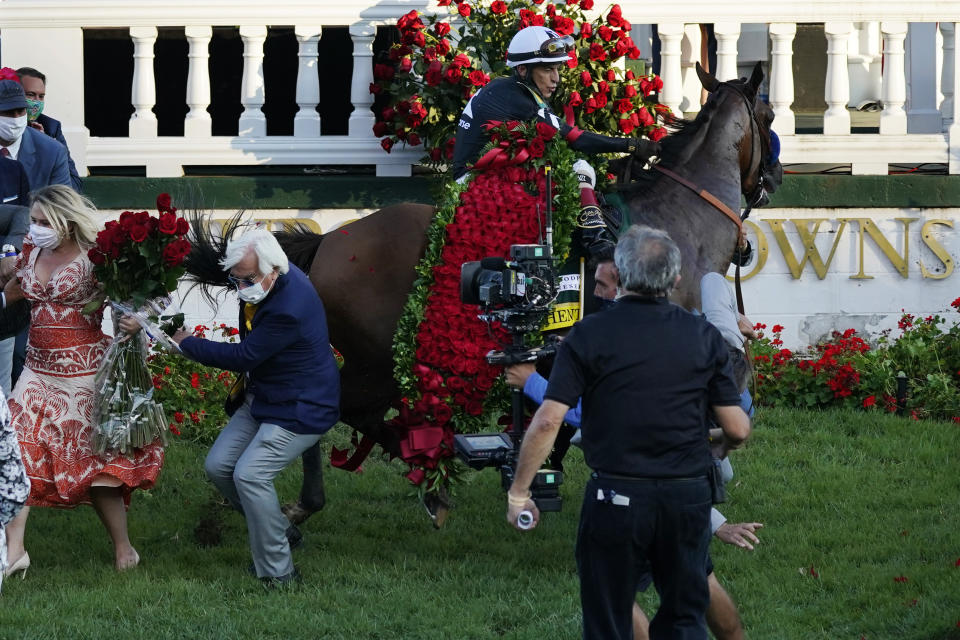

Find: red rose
<box><xmin>535</xmin><ymin>121</ymin><xmax>557</xmax><ymax>140</ymax></box>
<box><xmin>434</xmin><ymin>22</ymin><xmax>451</xmax><ymax>37</ymax></box>
<box><xmin>531</xmin><ymin>14</ymin><xmax>545</xmax><ymax>26</ymax></box>
<box><xmin>451</xmin><ymin>53</ymin><xmax>471</xmax><ymax>69</ymax></box>
<box><xmin>87</xmin><ymin>247</ymin><xmax>105</xmax><ymax>265</ymax></box>
<box><xmin>444</xmin><ymin>66</ymin><xmax>462</xmax><ymax>84</ymax></box>
<box><xmin>589</xmin><ymin>42</ymin><xmax>607</xmax><ymax>62</ymax></box>
<box><xmin>373</xmin><ymin>63</ymin><xmax>394</xmax><ymax>81</ymax></box>
<box><xmin>566</xmin><ymin>50</ymin><xmax>578</xmax><ymax>69</ymax></box>
<box><xmin>648</xmin><ymin>126</ymin><xmax>667</xmax><ymax>142</ymax></box>
<box><xmin>158</xmin><ymin>212</ymin><xmax>178</xmax><ymax>235</ymax></box>
<box><xmin>594</xmin><ymin>93</ymin><xmax>608</xmax><ymax>109</ymax></box>
<box><xmin>568</xmin><ymin>91</ymin><xmax>583</xmax><ymax>107</ymax></box>
<box><xmin>637</xmin><ymin>108</ymin><xmax>654</xmax><ymax>126</ymax></box>
<box><xmin>580</xmin><ymin>71</ymin><xmax>592</xmax><ymax>86</ymax></box>
<box><xmin>614</xmin><ymin>40</ymin><xmax>630</xmax><ymax>58</ymax></box>
<box><xmin>607</xmin><ymin>4</ymin><xmax>624</xmax><ymax>27</ymax></box>
<box><xmin>624</xmin><ymin>84</ymin><xmax>637</xmax><ymax>98</ymax></box>
<box><xmin>119</xmin><ymin>211</ymin><xmax>136</xmax><ymax>231</ymax></box>
<box><xmin>429</xmin><ymin>147</ymin><xmax>443</xmax><ymax>162</ymax></box>
<box><xmin>626</xmin><ymin>70</ymin><xmax>636</xmax><ymax>81</ymax></box>
<box><xmin>598</xmin><ymin>26</ymin><xmax>614</xmax><ymax>42</ymax></box>
<box><xmin>405</xmin><ymin>468</ymin><xmax>425</xmax><ymax>485</ymax></box>
<box><xmin>407</xmin><ymin>132</ymin><xmax>421</xmax><ymax>146</ymax></box>
<box><xmin>433</xmin><ymin>403</ymin><xmax>453</xmax><ymax>424</ymax></box>
<box><xmin>156</xmin><ymin>193</ymin><xmax>173</xmax><ymax>213</ymax></box>
<box><xmin>468</xmin><ymin>69</ymin><xmax>490</xmax><ymax>87</ymax></box>
<box><xmin>425</xmin><ymin>61</ymin><xmax>444</xmax><ymax>86</ymax></box>
<box><xmin>581</xmin><ymin>0</ymin><xmax>593</xmax><ymax>8</ymax></box>
<box><xmin>176</xmin><ymin>218</ymin><xmax>190</xmax><ymax>235</ymax></box>
<box><xmin>381</xmin><ymin>138</ymin><xmax>394</xmax><ymax>153</ymax></box>
<box><xmin>528</xmin><ymin>137</ymin><xmax>546</xmax><ymax>158</ymax></box>
<box><xmin>597</xmin><ymin>80</ymin><xmax>609</xmax><ymax>94</ymax></box>
<box><xmin>465</xmin><ymin>399</ymin><xmax>484</xmax><ymax>416</ymax></box>
<box><xmin>615</xmin><ymin>98</ymin><xmax>632</xmax><ymax>114</ymax></box>
<box><xmin>580</xmin><ymin>22</ymin><xmax>592</xmax><ymax>39</ymax></box>
<box><xmin>129</xmin><ymin>224</ymin><xmax>149</xmax><ymax>243</ymax></box>
<box><xmin>584</xmin><ymin>97</ymin><xmax>598</xmax><ymax>113</ymax></box>
<box><xmin>369</xmin><ymin>83</ymin><xmax>382</xmax><ymax>96</ymax></box>
<box><xmin>552</xmin><ymin>16</ymin><xmax>575</xmax><ymax>36</ymax></box>
<box><xmin>606</xmin><ymin>69</ymin><xmax>617</xmax><ymax>82</ymax></box>
<box><xmin>458</xmin><ymin>3</ymin><xmax>470</xmax><ymax>17</ymax></box>
<box><xmin>373</xmin><ymin>121</ymin><xmax>389</xmax><ymax>137</ymax></box>
<box><xmin>490</xmin><ymin>0</ymin><xmax>507</xmax><ymax>14</ymax></box>
<box><xmin>435</xmin><ymin>39</ymin><xmax>451</xmax><ymax>57</ymax></box>
<box><xmin>382</xmin><ymin>107</ymin><xmax>396</xmax><ymax>121</ymax></box>
<box><xmin>135</xmin><ymin>211</ymin><xmax>151</xmax><ymax>225</ymax></box>
<box><xmin>398</xmin><ymin>57</ymin><xmax>413</xmax><ymax>73</ymax></box>
<box><xmin>618</xmin><ymin>118</ymin><xmax>636</xmax><ymax>134</ymax></box>
<box><xmin>518</xmin><ymin>8</ymin><xmax>536</xmax><ymax>28</ymax></box>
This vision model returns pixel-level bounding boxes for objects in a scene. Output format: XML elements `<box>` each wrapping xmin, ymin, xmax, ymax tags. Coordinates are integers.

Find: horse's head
<box><xmin>696</xmin><ymin>62</ymin><xmax>783</xmax><ymax>209</ymax></box>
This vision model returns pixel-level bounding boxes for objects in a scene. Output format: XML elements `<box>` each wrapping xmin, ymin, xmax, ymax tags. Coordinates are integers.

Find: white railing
<box><xmin>1</xmin><ymin>1</ymin><xmax>960</xmax><ymax>177</ymax></box>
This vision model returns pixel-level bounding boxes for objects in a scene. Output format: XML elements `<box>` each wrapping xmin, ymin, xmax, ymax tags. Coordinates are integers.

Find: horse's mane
<box><xmin>616</xmin><ymin>97</ymin><xmax>720</xmax><ymax>199</ymax></box>
<box><xmin>273</xmin><ymin>224</ymin><xmax>324</xmax><ymax>273</ymax></box>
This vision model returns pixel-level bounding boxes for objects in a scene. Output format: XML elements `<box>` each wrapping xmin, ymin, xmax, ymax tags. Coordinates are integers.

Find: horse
<box><xmin>184</xmin><ymin>61</ymin><xmax>782</xmax><ymax>525</ymax></box>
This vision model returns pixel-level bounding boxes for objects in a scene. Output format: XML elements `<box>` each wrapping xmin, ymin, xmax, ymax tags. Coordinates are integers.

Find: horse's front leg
<box><xmin>282</xmin><ymin>443</ymin><xmax>326</xmax><ymax>526</ymax></box>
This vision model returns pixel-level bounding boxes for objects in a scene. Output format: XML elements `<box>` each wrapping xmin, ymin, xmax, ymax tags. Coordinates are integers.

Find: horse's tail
<box><xmin>273</xmin><ymin>224</ymin><xmax>324</xmax><ymax>274</ymax></box>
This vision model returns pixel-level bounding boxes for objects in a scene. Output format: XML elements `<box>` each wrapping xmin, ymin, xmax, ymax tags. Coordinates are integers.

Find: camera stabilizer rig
<box><xmin>453</xmin><ymin>165</ymin><xmax>565</xmax><ymax>513</ymax></box>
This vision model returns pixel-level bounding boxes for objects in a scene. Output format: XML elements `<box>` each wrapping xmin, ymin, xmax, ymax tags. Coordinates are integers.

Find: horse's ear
<box><xmin>696</xmin><ymin>62</ymin><xmax>720</xmax><ymax>93</ymax></box>
<box><xmin>748</xmin><ymin>61</ymin><xmax>764</xmax><ymax>93</ymax></box>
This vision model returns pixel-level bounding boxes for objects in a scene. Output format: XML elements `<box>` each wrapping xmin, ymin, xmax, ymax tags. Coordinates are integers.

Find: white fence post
<box><xmin>129</xmin><ymin>26</ymin><xmax>158</xmax><ymax>138</ymax></box>
<box><xmin>657</xmin><ymin>23</ymin><xmax>684</xmax><ymax>117</ymax></box>
<box><xmin>238</xmin><ymin>25</ymin><xmax>268</xmax><ymax>138</ymax></box>
<box><xmin>940</xmin><ymin>22</ymin><xmax>955</xmax><ymax>129</ymax></box>
<box><xmin>184</xmin><ymin>25</ymin><xmax>213</xmax><ymax>137</ymax></box>
<box><xmin>714</xmin><ymin>22</ymin><xmax>741</xmax><ymax>82</ymax></box>
<box><xmin>680</xmin><ymin>24</ymin><xmax>702</xmax><ymax>113</ymax></box>
<box><xmin>906</xmin><ymin>23</ymin><xmax>942</xmax><ymax>133</ymax></box>
<box><xmin>824</xmin><ymin>22</ymin><xmax>852</xmax><ymax>135</ymax></box>
<box><xmin>348</xmin><ymin>21</ymin><xmax>376</xmax><ymax>139</ymax></box>
<box><xmin>949</xmin><ymin>23</ymin><xmax>960</xmax><ymax>173</ymax></box>
<box><xmin>768</xmin><ymin>22</ymin><xmax>797</xmax><ymax>135</ymax></box>
<box><xmin>880</xmin><ymin>21</ymin><xmax>909</xmax><ymax>135</ymax></box>
<box><xmin>295</xmin><ymin>26</ymin><xmax>323</xmax><ymax>138</ymax></box>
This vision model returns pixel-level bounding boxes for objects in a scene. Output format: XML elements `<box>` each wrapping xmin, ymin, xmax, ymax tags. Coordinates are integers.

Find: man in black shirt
<box><xmin>506</xmin><ymin>225</ymin><xmax>751</xmax><ymax>640</ymax></box>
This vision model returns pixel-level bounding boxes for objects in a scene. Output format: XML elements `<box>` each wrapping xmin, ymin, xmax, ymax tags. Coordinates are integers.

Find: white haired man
<box><xmin>171</xmin><ymin>229</ymin><xmax>340</xmax><ymax>588</ymax></box>
<box><xmin>507</xmin><ymin>225</ymin><xmax>751</xmax><ymax>639</ymax></box>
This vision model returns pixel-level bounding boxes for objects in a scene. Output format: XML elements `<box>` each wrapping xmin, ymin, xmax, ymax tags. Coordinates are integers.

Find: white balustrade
<box><xmin>880</xmin><ymin>22</ymin><xmax>908</xmax><ymax>135</ymax></box>
<box><xmin>824</xmin><ymin>22</ymin><xmax>853</xmax><ymax>135</ymax></box>
<box><xmin>129</xmin><ymin>26</ymin><xmax>158</xmax><ymax>138</ymax></box>
<box><xmin>768</xmin><ymin>23</ymin><xmax>796</xmax><ymax>135</ymax></box>
<box><xmin>714</xmin><ymin>23</ymin><xmax>741</xmax><ymax>83</ymax></box>
<box><xmin>1</xmin><ymin>1</ymin><xmax>959</xmax><ymax>177</ymax></box>
<box><xmin>295</xmin><ymin>26</ymin><xmax>323</xmax><ymax>138</ymax></box>
<box><xmin>657</xmin><ymin>23</ymin><xmax>684</xmax><ymax>117</ymax></box>
<box><xmin>940</xmin><ymin>23</ymin><xmax>955</xmax><ymax>128</ymax></box>
<box><xmin>679</xmin><ymin>24</ymin><xmax>702</xmax><ymax>114</ymax></box>
<box><xmin>238</xmin><ymin>25</ymin><xmax>268</xmax><ymax>138</ymax></box>
<box><xmin>184</xmin><ymin>25</ymin><xmax>212</xmax><ymax>137</ymax></box>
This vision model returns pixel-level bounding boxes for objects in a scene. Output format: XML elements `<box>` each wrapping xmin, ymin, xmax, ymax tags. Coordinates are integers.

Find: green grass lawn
<box><xmin>0</xmin><ymin>408</ymin><xmax>958</xmax><ymax>640</ymax></box>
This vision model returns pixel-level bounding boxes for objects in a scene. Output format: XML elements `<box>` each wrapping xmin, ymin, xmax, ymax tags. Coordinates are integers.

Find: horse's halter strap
<box><xmin>652</xmin><ymin>164</ymin><xmax>742</xmax><ymax>232</ymax></box>
<box><xmin>719</xmin><ymin>81</ymin><xmax>769</xmax><ymax>212</ymax></box>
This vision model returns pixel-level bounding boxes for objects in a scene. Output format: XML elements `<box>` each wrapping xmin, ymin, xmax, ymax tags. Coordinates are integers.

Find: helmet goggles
<box><xmin>507</xmin><ymin>34</ymin><xmax>575</xmax><ymax>65</ymax></box>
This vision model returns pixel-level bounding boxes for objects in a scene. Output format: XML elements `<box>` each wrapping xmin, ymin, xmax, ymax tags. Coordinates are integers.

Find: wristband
<box><xmin>508</xmin><ymin>490</ymin><xmax>531</xmax><ymax>507</ymax></box>
<box><xmin>2</xmin><ymin>244</ymin><xmax>16</xmax><ymax>258</ymax></box>
<box><xmin>1</xmin><ymin>292</ymin><xmax>6</xmax><ymax>309</ymax></box>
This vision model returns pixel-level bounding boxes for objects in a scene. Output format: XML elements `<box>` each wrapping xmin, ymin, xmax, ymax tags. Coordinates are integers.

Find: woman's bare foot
<box><xmin>115</xmin><ymin>547</ymin><xmax>140</xmax><ymax>571</ymax></box>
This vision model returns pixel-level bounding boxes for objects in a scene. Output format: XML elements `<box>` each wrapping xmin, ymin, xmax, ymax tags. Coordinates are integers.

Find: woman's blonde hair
<box><xmin>29</xmin><ymin>185</ymin><xmax>101</xmax><ymax>249</ymax></box>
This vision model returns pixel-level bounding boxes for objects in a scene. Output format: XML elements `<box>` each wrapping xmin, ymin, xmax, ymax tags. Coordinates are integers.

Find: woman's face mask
<box><xmin>30</xmin><ymin>223</ymin><xmax>61</xmax><ymax>249</ymax></box>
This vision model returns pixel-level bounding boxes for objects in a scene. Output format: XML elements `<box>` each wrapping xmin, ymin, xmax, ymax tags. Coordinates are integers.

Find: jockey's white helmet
<box><xmin>506</xmin><ymin>26</ymin><xmax>575</xmax><ymax>68</ymax></box>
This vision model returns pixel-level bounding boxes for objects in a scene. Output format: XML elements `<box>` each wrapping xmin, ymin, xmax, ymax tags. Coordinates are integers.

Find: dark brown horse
<box><xmin>185</xmin><ymin>62</ymin><xmax>781</xmax><ymax>523</ymax></box>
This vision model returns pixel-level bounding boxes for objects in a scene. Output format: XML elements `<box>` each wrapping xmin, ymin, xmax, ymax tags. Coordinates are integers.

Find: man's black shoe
<box><xmin>261</xmin><ymin>568</ymin><xmax>302</xmax><ymax>591</ymax></box>
<box><xmin>285</xmin><ymin>524</ymin><xmax>304</xmax><ymax>551</ymax></box>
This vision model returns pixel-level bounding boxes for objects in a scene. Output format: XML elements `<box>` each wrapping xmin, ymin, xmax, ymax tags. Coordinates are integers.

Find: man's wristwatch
<box><xmin>2</xmin><ymin>244</ymin><xmax>16</xmax><ymax>258</ymax></box>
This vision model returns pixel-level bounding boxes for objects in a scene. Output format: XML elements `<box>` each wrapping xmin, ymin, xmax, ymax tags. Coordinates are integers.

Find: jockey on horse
<box><xmin>451</xmin><ymin>25</ymin><xmax>662</xmax><ymax>260</ymax></box>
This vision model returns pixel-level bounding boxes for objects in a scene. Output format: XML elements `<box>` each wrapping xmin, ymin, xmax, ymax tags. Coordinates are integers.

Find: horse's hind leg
<box><xmin>282</xmin><ymin>443</ymin><xmax>326</xmax><ymax>526</ymax></box>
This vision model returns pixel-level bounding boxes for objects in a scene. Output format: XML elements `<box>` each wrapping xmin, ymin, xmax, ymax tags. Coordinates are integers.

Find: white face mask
<box><xmin>30</xmin><ymin>224</ymin><xmax>61</xmax><ymax>249</ymax></box>
<box><xmin>0</xmin><ymin>114</ymin><xmax>28</xmax><ymax>144</ymax></box>
<box><xmin>236</xmin><ymin>273</ymin><xmax>277</xmax><ymax>304</ymax></box>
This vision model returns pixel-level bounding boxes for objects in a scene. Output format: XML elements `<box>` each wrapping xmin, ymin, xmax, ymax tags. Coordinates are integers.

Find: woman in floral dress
<box><xmin>0</xmin><ymin>393</ymin><xmax>29</xmax><ymax>588</ymax></box>
<box><xmin>2</xmin><ymin>185</ymin><xmax>163</xmax><ymax>572</ymax></box>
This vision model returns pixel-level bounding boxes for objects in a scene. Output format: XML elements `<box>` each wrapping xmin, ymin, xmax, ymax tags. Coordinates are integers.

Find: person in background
<box><xmin>16</xmin><ymin>67</ymin><xmax>83</xmax><ymax>193</ymax></box>
<box><xmin>2</xmin><ymin>185</ymin><xmax>162</xmax><ymax>576</ymax></box>
<box><xmin>0</xmin><ymin>388</ymin><xmax>29</xmax><ymax>589</ymax></box>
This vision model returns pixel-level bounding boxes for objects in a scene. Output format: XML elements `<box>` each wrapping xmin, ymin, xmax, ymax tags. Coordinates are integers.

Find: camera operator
<box><xmin>506</xmin><ymin>225</ymin><xmax>750</xmax><ymax>640</ymax></box>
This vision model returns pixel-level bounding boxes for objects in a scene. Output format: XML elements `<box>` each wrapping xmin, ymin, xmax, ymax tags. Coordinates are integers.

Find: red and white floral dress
<box><xmin>9</xmin><ymin>237</ymin><xmax>163</xmax><ymax>508</ymax></box>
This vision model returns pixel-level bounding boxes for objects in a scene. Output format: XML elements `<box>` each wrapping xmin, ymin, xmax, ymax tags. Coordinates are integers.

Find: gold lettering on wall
<box><xmin>919</xmin><ymin>219</ymin><xmax>955</xmax><ymax>280</ymax></box>
<box><xmin>839</xmin><ymin>217</ymin><xmax>916</xmax><ymax>279</ymax></box>
<box><xmin>765</xmin><ymin>218</ymin><xmax>848</xmax><ymax>279</ymax></box>
<box><xmin>727</xmin><ymin>220</ymin><xmax>768</xmax><ymax>282</ymax></box>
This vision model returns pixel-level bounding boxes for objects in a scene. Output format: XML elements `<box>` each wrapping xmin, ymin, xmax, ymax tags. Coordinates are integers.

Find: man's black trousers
<box><xmin>575</xmin><ymin>474</ymin><xmax>712</xmax><ymax>640</ymax></box>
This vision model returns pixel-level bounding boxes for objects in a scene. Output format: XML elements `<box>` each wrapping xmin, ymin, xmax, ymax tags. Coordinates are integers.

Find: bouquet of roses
<box><xmin>85</xmin><ymin>194</ymin><xmax>192</xmax><ymax>454</ymax></box>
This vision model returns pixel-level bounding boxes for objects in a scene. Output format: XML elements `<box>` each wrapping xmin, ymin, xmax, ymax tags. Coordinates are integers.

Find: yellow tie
<box><xmin>243</xmin><ymin>302</ymin><xmax>258</xmax><ymax>332</ymax></box>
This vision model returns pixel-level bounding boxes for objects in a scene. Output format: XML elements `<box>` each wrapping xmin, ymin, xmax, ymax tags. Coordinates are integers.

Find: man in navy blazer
<box><xmin>170</xmin><ymin>228</ymin><xmax>340</xmax><ymax>587</ymax></box>
<box><xmin>18</xmin><ymin>67</ymin><xmax>83</xmax><ymax>192</ymax></box>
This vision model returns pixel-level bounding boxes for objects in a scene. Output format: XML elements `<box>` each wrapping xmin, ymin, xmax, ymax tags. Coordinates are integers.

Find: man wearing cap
<box><xmin>0</xmin><ymin>76</ymin><xmax>70</xmax><ymax>192</ymax></box>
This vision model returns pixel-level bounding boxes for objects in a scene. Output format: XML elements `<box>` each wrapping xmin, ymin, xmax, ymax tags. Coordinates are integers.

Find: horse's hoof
<box><xmin>423</xmin><ymin>490</ymin><xmax>452</xmax><ymax>529</ymax></box>
<box><xmin>281</xmin><ymin>502</ymin><xmax>316</xmax><ymax>526</ymax></box>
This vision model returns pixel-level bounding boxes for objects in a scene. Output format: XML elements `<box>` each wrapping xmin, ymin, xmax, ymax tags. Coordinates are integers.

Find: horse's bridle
<box><xmin>719</xmin><ymin>80</ymin><xmax>773</xmax><ymax>213</ymax></box>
